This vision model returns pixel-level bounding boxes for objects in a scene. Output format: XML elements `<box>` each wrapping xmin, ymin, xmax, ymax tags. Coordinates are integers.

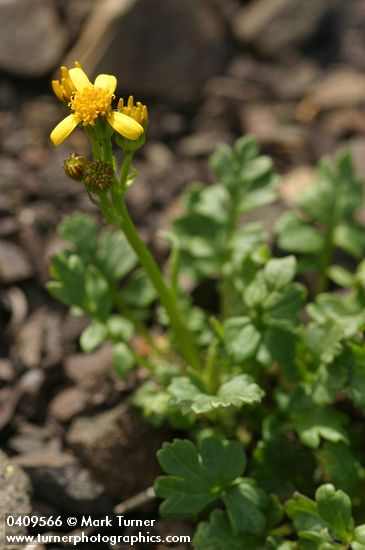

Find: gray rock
<box><xmin>0</xmin><ymin>240</ymin><xmax>33</xmax><ymax>284</ymax></box>
<box><xmin>65</xmin><ymin>344</ymin><xmax>113</xmax><ymax>393</ymax></box>
<box><xmin>233</xmin><ymin>0</ymin><xmax>341</xmax><ymax>57</ymax></box>
<box><xmin>66</xmin><ymin>0</ymin><xmax>228</xmax><ymax>102</ymax></box>
<box><xmin>28</xmin><ymin>462</ymin><xmax>112</xmax><ymax>515</ymax></box>
<box><xmin>305</xmin><ymin>69</ymin><xmax>365</xmax><ymax>110</ymax></box>
<box><xmin>0</xmin><ymin>0</ymin><xmax>68</xmax><ymax>76</ymax></box>
<box><xmin>48</xmin><ymin>387</ymin><xmax>88</xmax><ymax>422</ymax></box>
<box><xmin>0</xmin><ymin>359</ymin><xmax>15</xmax><ymax>383</ymax></box>
<box><xmin>67</xmin><ymin>403</ymin><xmax>165</xmax><ymax>499</ymax></box>
<box><xmin>0</xmin><ymin>450</ymin><xmax>32</xmax><ymax>548</ymax></box>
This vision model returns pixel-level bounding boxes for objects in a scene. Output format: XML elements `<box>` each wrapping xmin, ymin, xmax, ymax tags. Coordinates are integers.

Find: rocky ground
<box><xmin>1</xmin><ymin>0</ymin><xmax>365</xmax><ymax>548</ymax></box>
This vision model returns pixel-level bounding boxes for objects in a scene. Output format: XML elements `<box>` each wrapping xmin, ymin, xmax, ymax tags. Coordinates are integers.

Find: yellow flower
<box><xmin>50</xmin><ymin>67</ymin><xmax>144</xmax><ymax>147</ymax></box>
<box><xmin>52</xmin><ymin>62</ymin><xmax>80</xmax><ymax>104</ymax></box>
<box><xmin>118</xmin><ymin>96</ymin><xmax>149</xmax><ymax>128</ymax></box>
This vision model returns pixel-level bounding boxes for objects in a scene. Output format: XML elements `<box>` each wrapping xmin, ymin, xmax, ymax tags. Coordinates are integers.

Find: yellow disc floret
<box><xmin>70</xmin><ymin>87</ymin><xmax>114</xmax><ymax>126</ymax></box>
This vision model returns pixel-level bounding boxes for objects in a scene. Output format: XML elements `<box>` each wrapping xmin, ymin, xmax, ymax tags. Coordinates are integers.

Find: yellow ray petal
<box><xmin>107</xmin><ymin>111</ymin><xmax>144</xmax><ymax>140</ymax></box>
<box><xmin>94</xmin><ymin>74</ymin><xmax>117</xmax><ymax>94</ymax></box>
<box><xmin>52</xmin><ymin>80</ymin><xmax>64</xmax><ymax>102</ymax></box>
<box><xmin>50</xmin><ymin>114</ymin><xmax>78</xmax><ymax>146</ymax></box>
<box><xmin>69</xmin><ymin>67</ymin><xmax>92</xmax><ymax>91</ymax></box>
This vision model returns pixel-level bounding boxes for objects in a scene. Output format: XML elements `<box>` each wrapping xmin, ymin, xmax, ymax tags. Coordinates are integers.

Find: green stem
<box><xmin>119</xmin><ymin>150</ymin><xmax>133</xmax><ymax>191</ymax></box>
<box><xmin>117</xmin><ymin>198</ymin><xmax>202</xmax><ymax>371</ymax></box>
<box><xmin>204</xmin><ymin>338</ymin><xmax>220</xmax><ymax>394</ymax></box>
<box><xmin>168</xmin><ymin>243</ymin><xmax>181</xmax><ymax>301</ymax></box>
<box><xmin>110</xmin><ymin>152</ymin><xmax>202</xmax><ymax>371</ymax></box>
<box><xmin>220</xmin><ymin>194</ymin><xmax>241</xmax><ymax>318</ymax></box>
<box><xmin>315</xmin><ymin>223</ymin><xmax>335</xmax><ymax>295</ymax></box>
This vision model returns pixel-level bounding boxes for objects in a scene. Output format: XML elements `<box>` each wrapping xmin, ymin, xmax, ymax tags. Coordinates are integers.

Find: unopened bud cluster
<box><xmin>63</xmin><ymin>154</ymin><xmax>114</xmax><ymax>191</ymax></box>
<box><xmin>83</xmin><ymin>160</ymin><xmax>114</xmax><ymax>191</ymax></box>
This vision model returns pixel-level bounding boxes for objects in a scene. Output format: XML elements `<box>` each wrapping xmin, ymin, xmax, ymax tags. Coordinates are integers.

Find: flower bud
<box><xmin>117</xmin><ymin>96</ymin><xmax>149</xmax><ymax>129</ymax></box>
<box><xmin>116</xmin><ymin>96</ymin><xmax>148</xmax><ymax>151</ymax></box>
<box><xmin>83</xmin><ymin>160</ymin><xmax>115</xmax><ymax>191</ymax></box>
<box><xmin>63</xmin><ymin>153</ymin><xmax>89</xmax><ymax>181</ymax></box>
<box><xmin>52</xmin><ymin>61</ymin><xmax>81</xmax><ymax>104</ymax></box>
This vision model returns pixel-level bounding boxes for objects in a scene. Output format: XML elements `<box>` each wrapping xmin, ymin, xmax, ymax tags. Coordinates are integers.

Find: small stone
<box><xmin>178</xmin><ymin>131</ymin><xmax>232</xmax><ymax>158</ymax></box>
<box><xmin>304</xmin><ymin>69</ymin><xmax>365</xmax><ymax>111</ymax></box>
<box><xmin>0</xmin><ymin>387</ymin><xmax>19</xmax><ymax>431</ymax></box>
<box><xmin>0</xmin><ymin>216</ymin><xmax>19</xmax><ymax>237</ymax></box>
<box><xmin>0</xmin><ymin>240</ymin><xmax>33</xmax><ymax>284</ymax></box>
<box><xmin>48</xmin><ymin>387</ymin><xmax>88</xmax><ymax>422</ymax></box>
<box><xmin>17</xmin><ymin>369</ymin><xmax>46</xmax><ymax>419</ymax></box>
<box><xmin>15</xmin><ymin>308</ymin><xmax>47</xmax><ymax>369</ymax></box>
<box><xmin>0</xmin><ymin>0</ymin><xmax>68</xmax><ymax>76</ymax></box>
<box><xmin>13</xmin><ymin>449</ymin><xmax>75</xmax><ymax>470</ymax></box>
<box><xmin>27</xmin><ymin>462</ymin><xmax>112</xmax><ymax>514</ymax></box>
<box><xmin>67</xmin><ymin>403</ymin><xmax>166</xmax><ymax>499</ymax></box>
<box><xmin>64</xmin><ymin>344</ymin><xmax>113</xmax><ymax>393</ymax></box>
<box><xmin>0</xmin><ymin>359</ymin><xmax>15</xmax><ymax>383</ymax></box>
<box><xmin>0</xmin><ymin>450</ymin><xmax>32</xmax><ymax>548</ymax></box>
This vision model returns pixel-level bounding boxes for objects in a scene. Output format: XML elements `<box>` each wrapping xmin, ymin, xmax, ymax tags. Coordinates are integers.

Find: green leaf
<box><xmin>194</xmin><ymin>509</ymin><xmax>260</xmax><ymax>550</ymax></box>
<box><xmin>352</xmin><ymin>525</ymin><xmax>365</xmax><ymax>550</ymax></box>
<box><xmin>112</xmin><ymin>342</ymin><xmax>134</xmax><ymax>377</ymax></box>
<box><xmin>80</xmin><ymin>321</ymin><xmax>108</xmax><ymax>352</ymax></box>
<box><xmin>317</xmin><ymin>442</ymin><xmax>364</xmax><ymax>495</ymax></box>
<box><xmin>155</xmin><ymin>437</ymin><xmax>246</xmax><ymax>517</ymax></box>
<box><xmin>96</xmin><ymin>229</ymin><xmax>137</xmax><ymax>281</ymax></box>
<box><xmin>305</xmin><ymin>322</ymin><xmax>344</xmax><ymax>364</ymax></box>
<box><xmin>106</xmin><ymin>315</ymin><xmax>134</xmax><ymax>342</ymax></box>
<box><xmin>230</xmin><ymin>223</ymin><xmax>268</xmax><ymax>261</ymax></box>
<box><xmin>223</xmin><ymin>318</ymin><xmax>261</xmax><ymax>363</ymax></box>
<box><xmin>307</xmin><ymin>294</ymin><xmax>365</xmax><ymax>337</ymax></box>
<box><xmin>346</xmin><ymin>344</ymin><xmax>365</xmax><ymax>410</ymax></box>
<box><xmin>285</xmin><ymin>492</ymin><xmax>325</xmax><ymax>534</ymax></box>
<box><xmin>298</xmin><ymin>152</ymin><xmax>362</xmax><ymax>224</ymax></box>
<box><xmin>123</xmin><ymin>269</ymin><xmax>157</xmax><ymax>307</ymax></box>
<box><xmin>315</xmin><ymin>484</ymin><xmax>354</xmax><ymax>543</ymax></box>
<box><xmin>263</xmin><ymin>283</ymin><xmax>306</xmax><ymax>331</ymax></box>
<box><xmin>327</xmin><ymin>265</ymin><xmax>354</xmax><ymax>288</ymax></box>
<box><xmin>243</xmin><ymin>272</ymin><xmax>268</xmax><ymax>307</ymax></box>
<box><xmin>253</xmin><ymin>427</ymin><xmax>316</xmax><ymax>499</ymax></box>
<box><xmin>85</xmin><ymin>265</ymin><xmax>112</xmax><ymax>322</ymax></box>
<box><xmin>223</xmin><ymin>480</ymin><xmax>268</xmax><ymax>535</ymax></box>
<box><xmin>184</xmin><ymin>183</ymin><xmax>230</xmax><ymax>224</ymax></box>
<box><xmin>290</xmin><ymin>389</ymin><xmax>349</xmax><ymax>448</ymax></box>
<box><xmin>132</xmin><ymin>381</ymin><xmax>194</xmax><ymax>430</ymax></box>
<box><xmin>264</xmin><ymin>256</ymin><xmax>296</xmax><ymax>289</ymax></box>
<box><xmin>169</xmin><ymin>375</ymin><xmax>264</xmax><ymax>414</ymax></box>
<box><xmin>259</xmin><ymin>329</ymin><xmax>298</xmax><ymax>374</ymax></box>
<box><xmin>276</xmin><ymin>212</ymin><xmax>324</xmax><ymax>254</ymax></box>
<box><xmin>58</xmin><ymin>212</ymin><xmax>98</xmax><ymax>262</ymax></box>
<box><xmin>333</xmin><ymin>223</ymin><xmax>365</xmax><ymax>259</ymax></box>
<box><xmin>311</xmin><ymin>361</ymin><xmax>348</xmax><ymax>406</ymax></box>
<box><xmin>47</xmin><ymin>253</ymin><xmax>87</xmax><ymax>310</ymax></box>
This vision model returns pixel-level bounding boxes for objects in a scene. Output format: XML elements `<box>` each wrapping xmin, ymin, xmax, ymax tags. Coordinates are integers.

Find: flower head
<box><xmin>50</xmin><ymin>66</ymin><xmax>144</xmax><ymax>147</ymax></box>
<box><xmin>118</xmin><ymin>96</ymin><xmax>149</xmax><ymax>129</ymax></box>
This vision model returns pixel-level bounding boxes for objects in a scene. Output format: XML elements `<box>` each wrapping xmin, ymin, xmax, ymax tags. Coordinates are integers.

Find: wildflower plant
<box><xmin>48</xmin><ymin>64</ymin><xmax>365</xmax><ymax>548</ymax></box>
